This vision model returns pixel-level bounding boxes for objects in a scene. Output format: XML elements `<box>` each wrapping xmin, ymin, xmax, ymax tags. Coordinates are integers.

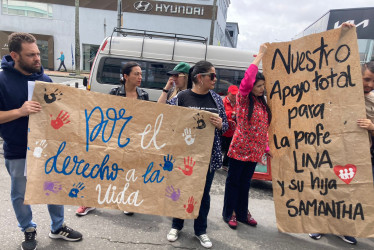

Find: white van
<box><xmin>87</xmin><ymin>28</ymin><xmax>256</xmax><ymax>101</ymax></box>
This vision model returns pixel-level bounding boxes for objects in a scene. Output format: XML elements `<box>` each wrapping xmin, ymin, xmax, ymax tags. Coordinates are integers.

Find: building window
<box><xmin>358</xmin><ymin>39</ymin><xmax>374</xmax><ymax>63</ymax></box>
<box><xmin>36</xmin><ymin>40</ymin><xmax>49</xmax><ymax>69</ymax></box>
<box><xmin>2</xmin><ymin>0</ymin><xmax>52</xmax><ymax>18</ymax></box>
<box><xmin>83</xmin><ymin>44</ymin><xmax>100</xmax><ymax>71</ymax></box>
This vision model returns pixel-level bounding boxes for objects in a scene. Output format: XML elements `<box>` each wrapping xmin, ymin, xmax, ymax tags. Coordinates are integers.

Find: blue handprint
<box><xmin>160</xmin><ymin>154</ymin><xmax>175</xmax><ymax>172</ymax></box>
<box><xmin>69</xmin><ymin>182</ymin><xmax>85</xmax><ymax>198</ymax></box>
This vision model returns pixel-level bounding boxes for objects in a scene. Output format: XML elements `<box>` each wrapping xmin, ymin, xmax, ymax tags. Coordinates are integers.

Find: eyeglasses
<box><xmin>199</xmin><ymin>72</ymin><xmax>217</xmax><ymax>80</ymax></box>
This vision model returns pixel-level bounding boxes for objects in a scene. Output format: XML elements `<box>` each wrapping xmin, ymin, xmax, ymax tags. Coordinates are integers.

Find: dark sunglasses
<box><xmin>199</xmin><ymin>72</ymin><xmax>217</xmax><ymax>80</ymax></box>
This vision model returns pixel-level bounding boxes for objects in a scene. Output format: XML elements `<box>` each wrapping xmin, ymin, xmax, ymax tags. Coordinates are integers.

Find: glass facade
<box><xmin>36</xmin><ymin>39</ymin><xmax>48</xmax><ymax>69</ymax></box>
<box><xmin>2</xmin><ymin>0</ymin><xmax>52</xmax><ymax>18</ymax></box>
<box><xmin>358</xmin><ymin>39</ymin><xmax>374</xmax><ymax>63</ymax></box>
<box><xmin>83</xmin><ymin>44</ymin><xmax>100</xmax><ymax>71</ymax></box>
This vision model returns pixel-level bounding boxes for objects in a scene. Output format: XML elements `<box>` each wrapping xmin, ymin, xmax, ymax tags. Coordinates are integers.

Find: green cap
<box><xmin>167</xmin><ymin>62</ymin><xmax>191</xmax><ymax>75</ymax></box>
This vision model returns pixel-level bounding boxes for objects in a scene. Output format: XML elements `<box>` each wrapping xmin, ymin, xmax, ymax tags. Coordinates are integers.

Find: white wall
<box><xmin>0</xmin><ymin>0</ymin><xmax>233</xmax><ymax>70</ymax></box>
<box><xmin>122</xmin><ymin>12</ymin><xmax>211</xmax><ymax>40</ymax></box>
<box><xmin>0</xmin><ymin>3</ymin><xmax>117</xmax><ymax>70</ymax></box>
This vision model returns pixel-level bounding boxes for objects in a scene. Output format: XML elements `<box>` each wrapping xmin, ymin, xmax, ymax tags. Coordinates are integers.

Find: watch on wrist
<box><xmin>162</xmin><ymin>88</ymin><xmax>169</xmax><ymax>93</ymax></box>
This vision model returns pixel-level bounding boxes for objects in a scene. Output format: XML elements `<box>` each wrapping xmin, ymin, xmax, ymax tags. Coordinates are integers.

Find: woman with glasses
<box><xmin>157</xmin><ymin>62</ymin><xmax>191</xmax><ymax>103</ymax></box>
<box><xmin>222</xmin><ymin>44</ymin><xmax>272</xmax><ymax>230</ymax></box>
<box><xmin>166</xmin><ymin>60</ymin><xmax>228</xmax><ymax>249</ymax></box>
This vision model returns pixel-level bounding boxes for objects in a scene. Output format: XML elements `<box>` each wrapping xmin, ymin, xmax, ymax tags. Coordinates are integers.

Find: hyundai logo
<box><xmin>134</xmin><ymin>1</ymin><xmax>153</xmax><ymax>12</ymax></box>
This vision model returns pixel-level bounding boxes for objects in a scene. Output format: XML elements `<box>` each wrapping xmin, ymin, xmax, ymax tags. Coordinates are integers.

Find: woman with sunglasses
<box><xmin>222</xmin><ymin>44</ymin><xmax>272</xmax><ymax>230</ymax></box>
<box><xmin>157</xmin><ymin>62</ymin><xmax>191</xmax><ymax>103</ymax></box>
<box><xmin>166</xmin><ymin>60</ymin><xmax>228</xmax><ymax>248</ymax></box>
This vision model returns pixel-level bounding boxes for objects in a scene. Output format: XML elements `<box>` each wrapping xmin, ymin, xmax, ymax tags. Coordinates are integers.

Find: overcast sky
<box><xmin>227</xmin><ymin>0</ymin><xmax>373</xmax><ymax>52</ymax></box>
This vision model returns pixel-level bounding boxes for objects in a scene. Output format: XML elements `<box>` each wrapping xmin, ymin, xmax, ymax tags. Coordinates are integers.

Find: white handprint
<box><xmin>182</xmin><ymin>128</ymin><xmax>195</xmax><ymax>145</ymax></box>
<box><xmin>33</xmin><ymin>140</ymin><xmax>48</xmax><ymax>158</ymax></box>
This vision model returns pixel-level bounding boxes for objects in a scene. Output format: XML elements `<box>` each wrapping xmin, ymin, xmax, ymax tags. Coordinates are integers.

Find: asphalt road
<box><xmin>1</xmin><ymin>138</ymin><xmax>374</xmax><ymax>249</ymax></box>
<box><xmin>49</xmin><ymin>76</ymin><xmax>85</xmax><ymax>89</ymax></box>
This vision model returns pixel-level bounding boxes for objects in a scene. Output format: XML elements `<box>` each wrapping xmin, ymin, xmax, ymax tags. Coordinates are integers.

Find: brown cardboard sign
<box><xmin>263</xmin><ymin>26</ymin><xmax>374</xmax><ymax>237</ymax></box>
<box><xmin>25</xmin><ymin>82</ymin><xmax>215</xmax><ymax>219</ymax></box>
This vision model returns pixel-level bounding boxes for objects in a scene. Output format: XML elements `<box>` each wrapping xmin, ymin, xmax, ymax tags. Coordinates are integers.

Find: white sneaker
<box><xmin>196</xmin><ymin>234</ymin><xmax>212</xmax><ymax>248</ymax></box>
<box><xmin>167</xmin><ymin>228</ymin><xmax>180</xmax><ymax>242</ymax></box>
<box><xmin>123</xmin><ymin>211</ymin><xmax>134</xmax><ymax>216</ymax></box>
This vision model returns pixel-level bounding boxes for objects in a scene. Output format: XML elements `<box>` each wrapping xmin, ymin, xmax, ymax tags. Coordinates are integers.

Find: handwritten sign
<box><xmin>263</xmin><ymin>27</ymin><xmax>374</xmax><ymax>237</ymax></box>
<box><xmin>25</xmin><ymin>82</ymin><xmax>216</xmax><ymax>219</ymax></box>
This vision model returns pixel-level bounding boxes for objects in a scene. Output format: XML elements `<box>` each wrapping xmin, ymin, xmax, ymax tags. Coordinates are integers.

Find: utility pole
<box><xmin>209</xmin><ymin>0</ymin><xmax>217</xmax><ymax>45</ymax></box>
<box><xmin>104</xmin><ymin>18</ymin><xmax>107</xmax><ymax>38</ymax></box>
<box><xmin>117</xmin><ymin>0</ymin><xmax>122</xmax><ymax>35</ymax></box>
<box><xmin>75</xmin><ymin>0</ymin><xmax>80</xmax><ymax>74</ymax></box>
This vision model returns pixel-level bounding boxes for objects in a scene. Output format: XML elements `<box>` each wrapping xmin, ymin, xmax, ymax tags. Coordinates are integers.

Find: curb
<box><xmin>45</xmin><ymin>71</ymin><xmax>89</xmax><ymax>79</ymax></box>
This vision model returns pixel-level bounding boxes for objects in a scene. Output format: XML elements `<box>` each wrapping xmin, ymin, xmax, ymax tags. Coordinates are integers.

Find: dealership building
<box><xmin>0</xmin><ymin>0</ymin><xmax>237</xmax><ymax>71</ymax></box>
<box><xmin>295</xmin><ymin>7</ymin><xmax>374</xmax><ymax>63</ymax></box>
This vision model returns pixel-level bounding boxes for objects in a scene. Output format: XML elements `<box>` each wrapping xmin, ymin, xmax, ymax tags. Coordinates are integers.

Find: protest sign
<box><xmin>263</xmin><ymin>26</ymin><xmax>374</xmax><ymax>237</ymax></box>
<box><xmin>25</xmin><ymin>82</ymin><xmax>216</xmax><ymax>219</ymax></box>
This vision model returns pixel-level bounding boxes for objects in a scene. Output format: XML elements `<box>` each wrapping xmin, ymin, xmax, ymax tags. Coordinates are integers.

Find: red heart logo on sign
<box><xmin>333</xmin><ymin>164</ymin><xmax>357</xmax><ymax>184</ymax></box>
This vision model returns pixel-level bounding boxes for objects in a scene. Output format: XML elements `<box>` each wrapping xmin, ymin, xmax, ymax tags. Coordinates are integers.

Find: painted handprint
<box><xmin>160</xmin><ymin>154</ymin><xmax>175</xmax><ymax>172</ymax></box>
<box><xmin>44</xmin><ymin>88</ymin><xmax>63</xmax><ymax>104</ymax></box>
<box><xmin>33</xmin><ymin>139</ymin><xmax>48</xmax><ymax>158</ymax></box>
<box><xmin>184</xmin><ymin>196</ymin><xmax>197</xmax><ymax>213</ymax></box>
<box><xmin>44</xmin><ymin>181</ymin><xmax>62</xmax><ymax>196</ymax></box>
<box><xmin>165</xmin><ymin>185</ymin><xmax>181</xmax><ymax>201</ymax></box>
<box><xmin>178</xmin><ymin>156</ymin><xmax>196</xmax><ymax>176</ymax></box>
<box><xmin>182</xmin><ymin>128</ymin><xmax>195</xmax><ymax>145</ymax></box>
<box><xmin>193</xmin><ymin>113</ymin><xmax>206</xmax><ymax>129</ymax></box>
<box><xmin>68</xmin><ymin>182</ymin><xmax>85</xmax><ymax>198</ymax></box>
<box><xmin>50</xmin><ymin>110</ymin><xmax>70</xmax><ymax>129</ymax></box>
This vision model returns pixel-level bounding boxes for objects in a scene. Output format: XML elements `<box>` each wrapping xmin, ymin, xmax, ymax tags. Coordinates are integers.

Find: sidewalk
<box><xmin>44</xmin><ymin>70</ymin><xmax>89</xmax><ymax>79</ymax></box>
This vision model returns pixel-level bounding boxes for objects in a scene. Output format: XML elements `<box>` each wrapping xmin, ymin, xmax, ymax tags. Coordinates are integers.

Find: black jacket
<box><xmin>109</xmin><ymin>85</ymin><xmax>149</xmax><ymax>101</ymax></box>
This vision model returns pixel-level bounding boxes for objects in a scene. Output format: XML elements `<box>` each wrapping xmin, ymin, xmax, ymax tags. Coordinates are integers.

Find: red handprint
<box><xmin>184</xmin><ymin>196</ymin><xmax>197</xmax><ymax>213</ymax></box>
<box><xmin>50</xmin><ymin>110</ymin><xmax>71</xmax><ymax>129</ymax></box>
<box><xmin>178</xmin><ymin>156</ymin><xmax>195</xmax><ymax>176</ymax></box>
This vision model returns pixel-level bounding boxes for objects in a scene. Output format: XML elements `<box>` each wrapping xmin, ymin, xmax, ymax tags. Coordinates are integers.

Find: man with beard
<box><xmin>357</xmin><ymin>61</ymin><xmax>374</xmax><ymax>180</ymax></box>
<box><xmin>0</xmin><ymin>33</ymin><xmax>82</xmax><ymax>250</ymax></box>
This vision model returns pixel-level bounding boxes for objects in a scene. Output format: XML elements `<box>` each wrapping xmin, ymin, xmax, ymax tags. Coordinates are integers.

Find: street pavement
<box><xmin>1</xmin><ymin>140</ymin><xmax>374</xmax><ymax>249</ymax></box>
<box><xmin>45</xmin><ymin>70</ymin><xmax>89</xmax><ymax>90</ymax></box>
<box><xmin>44</xmin><ymin>70</ymin><xmax>89</xmax><ymax>79</ymax></box>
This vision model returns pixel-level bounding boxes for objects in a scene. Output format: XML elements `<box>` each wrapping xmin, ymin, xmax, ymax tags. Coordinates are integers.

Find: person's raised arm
<box><xmin>157</xmin><ymin>77</ymin><xmax>174</xmax><ymax>103</ymax></box>
<box><xmin>240</xmin><ymin>44</ymin><xmax>267</xmax><ymax>96</ymax></box>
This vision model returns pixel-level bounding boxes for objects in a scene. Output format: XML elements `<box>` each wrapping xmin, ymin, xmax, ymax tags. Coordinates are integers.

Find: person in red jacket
<box><xmin>222</xmin><ymin>44</ymin><xmax>272</xmax><ymax>230</ymax></box>
<box><xmin>221</xmin><ymin>85</ymin><xmax>238</xmax><ymax>170</ymax></box>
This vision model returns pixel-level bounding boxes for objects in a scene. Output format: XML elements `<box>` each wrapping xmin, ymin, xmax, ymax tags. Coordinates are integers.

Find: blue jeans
<box><xmin>172</xmin><ymin>168</ymin><xmax>215</xmax><ymax>236</ymax></box>
<box><xmin>5</xmin><ymin>158</ymin><xmax>64</xmax><ymax>232</ymax></box>
<box><xmin>222</xmin><ymin>158</ymin><xmax>257</xmax><ymax>222</ymax></box>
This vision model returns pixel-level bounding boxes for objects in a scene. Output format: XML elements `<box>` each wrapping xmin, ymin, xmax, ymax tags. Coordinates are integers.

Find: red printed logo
<box><xmin>333</xmin><ymin>164</ymin><xmax>357</xmax><ymax>184</ymax></box>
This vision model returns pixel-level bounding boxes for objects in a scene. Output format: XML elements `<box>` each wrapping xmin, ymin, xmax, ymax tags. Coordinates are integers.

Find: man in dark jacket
<box><xmin>0</xmin><ymin>32</ymin><xmax>82</xmax><ymax>250</ymax></box>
